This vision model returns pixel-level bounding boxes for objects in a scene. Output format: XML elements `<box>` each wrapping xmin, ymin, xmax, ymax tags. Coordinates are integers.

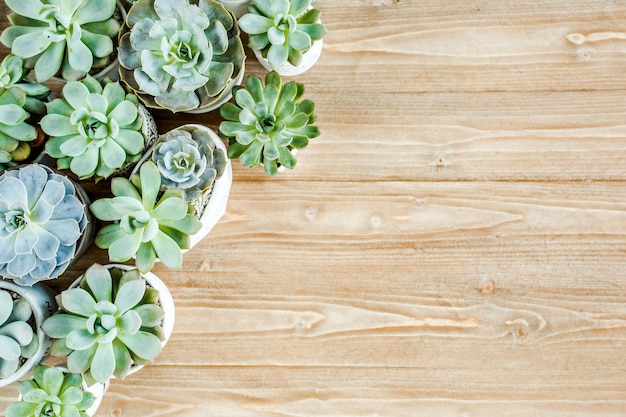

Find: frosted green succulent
<box><xmin>0</xmin><ymin>290</ymin><xmax>37</xmax><ymax>380</ymax></box>
<box><xmin>0</xmin><ymin>0</ymin><xmax>121</xmax><ymax>82</ymax></box>
<box><xmin>0</xmin><ymin>164</ymin><xmax>90</xmax><ymax>286</ymax></box>
<box><xmin>0</xmin><ymin>87</ymin><xmax>40</xmax><ymax>173</ymax></box>
<box><xmin>238</xmin><ymin>0</ymin><xmax>326</xmax><ymax>69</ymax></box>
<box><xmin>151</xmin><ymin>126</ymin><xmax>227</xmax><ymax>202</ymax></box>
<box><xmin>41</xmin><ymin>76</ymin><xmax>146</xmax><ymax>181</ymax></box>
<box><xmin>90</xmin><ymin>161</ymin><xmax>202</xmax><ymax>272</ymax></box>
<box><xmin>4</xmin><ymin>365</ymin><xmax>95</xmax><ymax>417</ymax></box>
<box><xmin>219</xmin><ymin>72</ymin><xmax>320</xmax><ymax>175</ymax></box>
<box><xmin>0</xmin><ymin>55</ymin><xmax>49</xmax><ymax>116</ymax></box>
<box><xmin>42</xmin><ymin>264</ymin><xmax>166</xmax><ymax>384</ymax></box>
<box><xmin>118</xmin><ymin>0</ymin><xmax>246</xmax><ymax>112</ymax></box>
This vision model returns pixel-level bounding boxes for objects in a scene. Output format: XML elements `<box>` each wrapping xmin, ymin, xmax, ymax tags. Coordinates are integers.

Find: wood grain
<box><xmin>1</xmin><ymin>0</ymin><xmax>626</xmax><ymax>416</ymax></box>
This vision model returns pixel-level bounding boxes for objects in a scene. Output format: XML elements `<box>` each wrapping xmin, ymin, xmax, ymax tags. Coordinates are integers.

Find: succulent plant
<box><xmin>151</xmin><ymin>125</ymin><xmax>227</xmax><ymax>202</ymax></box>
<box><xmin>90</xmin><ymin>161</ymin><xmax>202</xmax><ymax>272</ymax></box>
<box><xmin>0</xmin><ymin>289</ymin><xmax>37</xmax><ymax>379</ymax></box>
<box><xmin>4</xmin><ymin>365</ymin><xmax>96</xmax><ymax>417</ymax></box>
<box><xmin>41</xmin><ymin>264</ymin><xmax>167</xmax><ymax>384</ymax></box>
<box><xmin>0</xmin><ymin>55</ymin><xmax>50</xmax><ymax>116</ymax></box>
<box><xmin>118</xmin><ymin>0</ymin><xmax>246</xmax><ymax>112</ymax></box>
<box><xmin>41</xmin><ymin>76</ymin><xmax>147</xmax><ymax>181</ymax></box>
<box><xmin>0</xmin><ymin>0</ymin><xmax>121</xmax><ymax>82</ymax></box>
<box><xmin>0</xmin><ymin>164</ymin><xmax>90</xmax><ymax>286</ymax></box>
<box><xmin>238</xmin><ymin>0</ymin><xmax>327</xmax><ymax>69</ymax></box>
<box><xmin>219</xmin><ymin>72</ymin><xmax>320</xmax><ymax>175</ymax></box>
<box><xmin>0</xmin><ymin>88</ymin><xmax>40</xmax><ymax>173</ymax></box>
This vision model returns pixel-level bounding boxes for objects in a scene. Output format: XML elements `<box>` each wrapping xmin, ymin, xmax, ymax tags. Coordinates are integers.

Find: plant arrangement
<box><xmin>219</xmin><ymin>71</ymin><xmax>320</xmax><ymax>175</ymax></box>
<box><xmin>0</xmin><ymin>0</ymin><xmax>122</xmax><ymax>82</ymax></box>
<box><xmin>90</xmin><ymin>161</ymin><xmax>202</xmax><ymax>272</ymax></box>
<box><xmin>41</xmin><ymin>76</ymin><xmax>155</xmax><ymax>181</ymax></box>
<box><xmin>0</xmin><ymin>164</ymin><xmax>93</xmax><ymax>286</ymax></box>
<box><xmin>4</xmin><ymin>365</ymin><xmax>99</xmax><ymax>417</ymax></box>
<box><xmin>238</xmin><ymin>0</ymin><xmax>327</xmax><ymax>74</ymax></box>
<box><xmin>0</xmin><ymin>289</ymin><xmax>37</xmax><ymax>380</ymax></box>
<box><xmin>118</xmin><ymin>0</ymin><xmax>246</xmax><ymax>113</ymax></box>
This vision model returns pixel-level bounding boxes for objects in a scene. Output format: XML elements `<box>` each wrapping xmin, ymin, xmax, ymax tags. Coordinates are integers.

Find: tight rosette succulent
<box><xmin>0</xmin><ymin>290</ymin><xmax>37</xmax><ymax>379</ymax></box>
<box><xmin>238</xmin><ymin>0</ymin><xmax>327</xmax><ymax>69</ymax></box>
<box><xmin>41</xmin><ymin>264</ymin><xmax>166</xmax><ymax>384</ymax></box>
<box><xmin>0</xmin><ymin>0</ymin><xmax>120</xmax><ymax>82</ymax></box>
<box><xmin>0</xmin><ymin>55</ymin><xmax>50</xmax><ymax>116</ymax></box>
<box><xmin>4</xmin><ymin>365</ymin><xmax>95</xmax><ymax>417</ymax></box>
<box><xmin>151</xmin><ymin>126</ymin><xmax>227</xmax><ymax>202</ymax></box>
<box><xmin>118</xmin><ymin>0</ymin><xmax>246</xmax><ymax>112</ymax></box>
<box><xmin>0</xmin><ymin>164</ymin><xmax>90</xmax><ymax>286</ymax></box>
<box><xmin>219</xmin><ymin>72</ymin><xmax>320</xmax><ymax>175</ymax></box>
<box><xmin>0</xmin><ymin>88</ymin><xmax>40</xmax><ymax>173</ymax></box>
<box><xmin>90</xmin><ymin>161</ymin><xmax>202</xmax><ymax>272</ymax></box>
<box><xmin>41</xmin><ymin>76</ymin><xmax>146</xmax><ymax>181</ymax></box>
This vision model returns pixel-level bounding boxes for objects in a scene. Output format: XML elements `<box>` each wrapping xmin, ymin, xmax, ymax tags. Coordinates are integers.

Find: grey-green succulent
<box><xmin>118</xmin><ymin>0</ymin><xmax>246</xmax><ymax>112</ymax></box>
<box><xmin>0</xmin><ymin>88</ymin><xmax>40</xmax><ymax>173</ymax></box>
<box><xmin>4</xmin><ymin>365</ymin><xmax>95</xmax><ymax>417</ymax></box>
<box><xmin>219</xmin><ymin>72</ymin><xmax>320</xmax><ymax>175</ymax></box>
<box><xmin>89</xmin><ymin>161</ymin><xmax>202</xmax><ymax>273</ymax></box>
<box><xmin>238</xmin><ymin>0</ymin><xmax>327</xmax><ymax>69</ymax></box>
<box><xmin>0</xmin><ymin>0</ymin><xmax>121</xmax><ymax>82</ymax></box>
<box><xmin>41</xmin><ymin>76</ymin><xmax>146</xmax><ymax>181</ymax></box>
<box><xmin>0</xmin><ymin>290</ymin><xmax>37</xmax><ymax>380</ymax></box>
<box><xmin>41</xmin><ymin>264</ymin><xmax>166</xmax><ymax>384</ymax></box>
<box><xmin>151</xmin><ymin>126</ymin><xmax>227</xmax><ymax>202</ymax></box>
<box><xmin>0</xmin><ymin>164</ymin><xmax>90</xmax><ymax>286</ymax></box>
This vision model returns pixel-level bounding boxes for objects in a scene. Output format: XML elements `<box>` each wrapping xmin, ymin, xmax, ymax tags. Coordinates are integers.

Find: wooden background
<box><xmin>2</xmin><ymin>0</ymin><xmax>626</xmax><ymax>415</ymax></box>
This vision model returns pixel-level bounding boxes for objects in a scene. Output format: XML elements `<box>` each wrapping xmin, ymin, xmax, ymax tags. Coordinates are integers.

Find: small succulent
<box><xmin>90</xmin><ymin>161</ymin><xmax>202</xmax><ymax>272</ymax></box>
<box><xmin>4</xmin><ymin>365</ymin><xmax>95</xmax><ymax>417</ymax></box>
<box><xmin>41</xmin><ymin>76</ymin><xmax>146</xmax><ymax>181</ymax></box>
<box><xmin>42</xmin><ymin>264</ymin><xmax>166</xmax><ymax>384</ymax></box>
<box><xmin>118</xmin><ymin>0</ymin><xmax>246</xmax><ymax>112</ymax></box>
<box><xmin>0</xmin><ymin>289</ymin><xmax>37</xmax><ymax>379</ymax></box>
<box><xmin>151</xmin><ymin>126</ymin><xmax>227</xmax><ymax>202</ymax></box>
<box><xmin>0</xmin><ymin>0</ymin><xmax>121</xmax><ymax>82</ymax></box>
<box><xmin>0</xmin><ymin>55</ymin><xmax>50</xmax><ymax>116</ymax></box>
<box><xmin>238</xmin><ymin>0</ymin><xmax>327</xmax><ymax>69</ymax></box>
<box><xmin>0</xmin><ymin>88</ymin><xmax>40</xmax><ymax>173</ymax></box>
<box><xmin>219</xmin><ymin>72</ymin><xmax>320</xmax><ymax>175</ymax></box>
<box><xmin>0</xmin><ymin>164</ymin><xmax>90</xmax><ymax>286</ymax></box>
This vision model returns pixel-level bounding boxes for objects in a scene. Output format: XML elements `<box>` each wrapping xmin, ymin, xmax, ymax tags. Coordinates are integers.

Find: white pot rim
<box><xmin>254</xmin><ymin>38</ymin><xmax>323</xmax><ymax>77</ymax></box>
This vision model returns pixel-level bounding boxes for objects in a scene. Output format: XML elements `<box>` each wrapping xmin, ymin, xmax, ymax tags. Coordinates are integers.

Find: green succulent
<box><xmin>0</xmin><ymin>88</ymin><xmax>40</xmax><ymax>172</ymax></box>
<box><xmin>238</xmin><ymin>0</ymin><xmax>326</xmax><ymax>69</ymax></box>
<box><xmin>219</xmin><ymin>72</ymin><xmax>320</xmax><ymax>175</ymax></box>
<box><xmin>0</xmin><ymin>290</ymin><xmax>37</xmax><ymax>380</ymax></box>
<box><xmin>0</xmin><ymin>55</ymin><xmax>49</xmax><ymax>116</ymax></box>
<box><xmin>118</xmin><ymin>0</ymin><xmax>246</xmax><ymax>112</ymax></box>
<box><xmin>89</xmin><ymin>161</ymin><xmax>202</xmax><ymax>272</ymax></box>
<box><xmin>41</xmin><ymin>76</ymin><xmax>146</xmax><ymax>181</ymax></box>
<box><xmin>0</xmin><ymin>0</ymin><xmax>121</xmax><ymax>82</ymax></box>
<box><xmin>4</xmin><ymin>365</ymin><xmax>95</xmax><ymax>417</ymax></box>
<box><xmin>42</xmin><ymin>264</ymin><xmax>166</xmax><ymax>384</ymax></box>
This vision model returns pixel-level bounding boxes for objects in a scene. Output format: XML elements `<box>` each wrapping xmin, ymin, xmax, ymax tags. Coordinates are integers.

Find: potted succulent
<box><xmin>0</xmin><ymin>55</ymin><xmax>50</xmax><ymax>116</ymax></box>
<box><xmin>41</xmin><ymin>263</ymin><xmax>174</xmax><ymax>384</ymax></box>
<box><xmin>0</xmin><ymin>164</ymin><xmax>94</xmax><ymax>286</ymax></box>
<box><xmin>0</xmin><ymin>280</ymin><xmax>57</xmax><ymax>389</ymax></box>
<box><xmin>133</xmin><ymin>124</ymin><xmax>232</xmax><ymax>248</ymax></box>
<box><xmin>40</xmin><ymin>76</ymin><xmax>157</xmax><ymax>181</ymax></box>
<box><xmin>118</xmin><ymin>0</ymin><xmax>246</xmax><ymax>113</ymax></box>
<box><xmin>238</xmin><ymin>0</ymin><xmax>327</xmax><ymax>76</ymax></box>
<box><xmin>219</xmin><ymin>72</ymin><xmax>320</xmax><ymax>175</ymax></box>
<box><xmin>89</xmin><ymin>161</ymin><xmax>202</xmax><ymax>273</ymax></box>
<box><xmin>4</xmin><ymin>365</ymin><xmax>107</xmax><ymax>417</ymax></box>
<box><xmin>0</xmin><ymin>0</ymin><xmax>126</xmax><ymax>82</ymax></box>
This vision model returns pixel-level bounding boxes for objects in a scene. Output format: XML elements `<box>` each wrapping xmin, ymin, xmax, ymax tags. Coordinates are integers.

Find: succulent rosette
<box><xmin>0</xmin><ymin>290</ymin><xmax>36</xmax><ymax>379</ymax></box>
<box><xmin>0</xmin><ymin>164</ymin><xmax>90</xmax><ymax>286</ymax></box>
<box><xmin>0</xmin><ymin>88</ymin><xmax>40</xmax><ymax>172</ymax></box>
<box><xmin>0</xmin><ymin>55</ymin><xmax>49</xmax><ymax>116</ymax></box>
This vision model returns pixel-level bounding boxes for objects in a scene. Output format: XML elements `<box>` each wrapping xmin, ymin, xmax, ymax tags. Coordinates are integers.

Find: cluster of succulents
<box><xmin>0</xmin><ymin>289</ymin><xmax>36</xmax><ymax>379</ymax></box>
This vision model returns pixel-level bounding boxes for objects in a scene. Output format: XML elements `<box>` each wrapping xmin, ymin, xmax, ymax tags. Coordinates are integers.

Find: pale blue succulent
<box><xmin>0</xmin><ymin>164</ymin><xmax>89</xmax><ymax>286</ymax></box>
<box><xmin>151</xmin><ymin>126</ymin><xmax>226</xmax><ymax>201</ymax></box>
<box><xmin>0</xmin><ymin>290</ymin><xmax>37</xmax><ymax>379</ymax></box>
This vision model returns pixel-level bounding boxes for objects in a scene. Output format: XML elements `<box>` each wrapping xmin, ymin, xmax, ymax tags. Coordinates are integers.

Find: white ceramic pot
<box><xmin>216</xmin><ymin>0</ymin><xmax>251</xmax><ymax>18</ymax></box>
<box><xmin>184</xmin><ymin>66</ymin><xmax>245</xmax><ymax>114</ymax></box>
<box><xmin>0</xmin><ymin>281</ymin><xmax>57</xmax><ymax>388</ymax></box>
<box><xmin>254</xmin><ymin>39</ymin><xmax>324</xmax><ymax>77</ymax></box>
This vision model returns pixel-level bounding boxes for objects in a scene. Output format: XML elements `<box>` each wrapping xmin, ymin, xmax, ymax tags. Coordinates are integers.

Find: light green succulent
<box><xmin>4</xmin><ymin>365</ymin><xmax>95</xmax><ymax>417</ymax></box>
<box><xmin>0</xmin><ymin>55</ymin><xmax>49</xmax><ymax>116</ymax></box>
<box><xmin>0</xmin><ymin>0</ymin><xmax>121</xmax><ymax>82</ymax></box>
<box><xmin>42</xmin><ymin>264</ymin><xmax>166</xmax><ymax>384</ymax></box>
<box><xmin>0</xmin><ymin>290</ymin><xmax>37</xmax><ymax>380</ymax></box>
<box><xmin>0</xmin><ymin>87</ymin><xmax>40</xmax><ymax>172</ymax></box>
<box><xmin>90</xmin><ymin>161</ymin><xmax>202</xmax><ymax>272</ymax></box>
<box><xmin>151</xmin><ymin>126</ymin><xmax>227</xmax><ymax>202</ymax></box>
<box><xmin>238</xmin><ymin>0</ymin><xmax>326</xmax><ymax>69</ymax></box>
<box><xmin>219</xmin><ymin>72</ymin><xmax>320</xmax><ymax>175</ymax></box>
<box><xmin>41</xmin><ymin>76</ymin><xmax>146</xmax><ymax>181</ymax></box>
<box><xmin>118</xmin><ymin>0</ymin><xmax>246</xmax><ymax>112</ymax></box>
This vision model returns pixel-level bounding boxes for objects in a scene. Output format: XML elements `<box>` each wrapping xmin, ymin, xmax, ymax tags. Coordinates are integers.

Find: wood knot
<box><xmin>480</xmin><ymin>280</ymin><xmax>495</xmax><ymax>294</ymax></box>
